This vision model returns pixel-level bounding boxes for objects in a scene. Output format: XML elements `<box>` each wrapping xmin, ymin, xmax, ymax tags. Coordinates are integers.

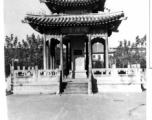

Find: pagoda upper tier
<box><xmin>40</xmin><ymin>0</ymin><xmax>106</xmax><ymax>14</ymax></box>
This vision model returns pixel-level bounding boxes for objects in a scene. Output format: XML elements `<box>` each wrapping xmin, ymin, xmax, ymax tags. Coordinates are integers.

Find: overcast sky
<box><xmin>4</xmin><ymin>0</ymin><xmax>149</xmax><ymax>47</ymax></box>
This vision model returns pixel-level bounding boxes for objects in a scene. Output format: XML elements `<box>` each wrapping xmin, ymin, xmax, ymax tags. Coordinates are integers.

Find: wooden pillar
<box><xmin>52</xmin><ymin>46</ymin><xmax>55</xmax><ymax>69</ymax></box>
<box><xmin>48</xmin><ymin>40</ymin><xmax>50</xmax><ymax>69</ymax></box>
<box><xmin>70</xmin><ymin>41</ymin><xmax>72</xmax><ymax>70</ymax></box>
<box><xmin>43</xmin><ymin>34</ymin><xmax>47</xmax><ymax>70</ymax></box>
<box><xmin>86</xmin><ymin>40</ymin><xmax>89</xmax><ymax>77</ymax></box>
<box><xmin>49</xmin><ymin>40</ymin><xmax>52</xmax><ymax>69</ymax></box>
<box><xmin>105</xmin><ymin>33</ymin><xmax>109</xmax><ymax>68</ymax></box>
<box><xmin>60</xmin><ymin>36</ymin><xmax>63</xmax><ymax>78</ymax></box>
<box><xmin>88</xmin><ymin>35</ymin><xmax>92</xmax><ymax>73</ymax></box>
<box><xmin>88</xmin><ymin>34</ymin><xmax>92</xmax><ymax>94</ymax></box>
<box><xmin>66</xmin><ymin>43</ymin><xmax>69</xmax><ymax>76</ymax></box>
<box><xmin>46</xmin><ymin>41</ymin><xmax>49</xmax><ymax>69</ymax></box>
<box><xmin>50</xmin><ymin>40</ymin><xmax>52</xmax><ymax>69</ymax></box>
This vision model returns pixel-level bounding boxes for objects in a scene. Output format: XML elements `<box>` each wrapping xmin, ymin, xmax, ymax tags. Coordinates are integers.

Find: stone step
<box><xmin>66</xmin><ymin>86</ymin><xmax>88</xmax><ymax>89</ymax></box>
<box><xmin>63</xmin><ymin>78</ymin><xmax>89</xmax><ymax>83</ymax></box>
<box><xmin>66</xmin><ymin>83</ymin><xmax>88</xmax><ymax>87</ymax></box>
<box><xmin>64</xmin><ymin>87</ymin><xmax>88</xmax><ymax>91</ymax></box>
<box><xmin>63</xmin><ymin>91</ymin><xmax>88</xmax><ymax>94</ymax></box>
<box><xmin>63</xmin><ymin>80</ymin><xmax>88</xmax><ymax>94</ymax></box>
<box><xmin>64</xmin><ymin>88</ymin><xmax>87</xmax><ymax>92</ymax></box>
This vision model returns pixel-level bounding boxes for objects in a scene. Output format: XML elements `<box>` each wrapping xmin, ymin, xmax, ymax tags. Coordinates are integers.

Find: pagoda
<box><xmin>22</xmin><ymin>0</ymin><xmax>127</xmax><ymax>94</ymax></box>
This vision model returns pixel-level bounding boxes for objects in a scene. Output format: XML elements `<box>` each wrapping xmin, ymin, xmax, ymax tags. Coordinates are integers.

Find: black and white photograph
<box><xmin>2</xmin><ymin>0</ymin><xmax>150</xmax><ymax>120</ymax></box>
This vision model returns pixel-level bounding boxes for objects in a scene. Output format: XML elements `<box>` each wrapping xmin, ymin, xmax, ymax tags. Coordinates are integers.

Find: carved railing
<box><xmin>92</xmin><ymin>68</ymin><xmax>141</xmax><ymax>83</ymax></box>
<box><xmin>92</xmin><ymin>69</ymin><xmax>112</xmax><ymax>77</ymax></box>
<box><xmin>11</xmin><ymin>66</ymin><xmax>60</xmax><ymax>84</ymax></box>
<box><xmin>115</xmin><ymin>68</ymin><xmax>137</xmax><ymax>75</ymax></box>
<box><xmin>13</xmin><ymin>69</ymin><xmax>35</xmax><ymax>84</ymax></box>
<box><xmin>37</xmin><ymin>69</ymin><xmax>60</xmax><ymax>82</ymax></box>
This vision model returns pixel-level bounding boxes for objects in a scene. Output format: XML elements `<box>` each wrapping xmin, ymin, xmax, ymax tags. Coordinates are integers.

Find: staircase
<box><xmin>62</xmin><ymin>78</ymin><xmax>88</xmax><ymax>94</ymax></box>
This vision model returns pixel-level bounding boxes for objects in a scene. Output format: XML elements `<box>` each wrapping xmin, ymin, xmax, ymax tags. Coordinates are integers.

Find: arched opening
<box><xmin>91</xmin><ymin>37</ymin><xmax>106</xmax><ymax>68</ymax></box>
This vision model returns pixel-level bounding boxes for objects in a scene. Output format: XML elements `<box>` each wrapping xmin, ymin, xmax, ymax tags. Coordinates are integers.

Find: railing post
<box><xmin>32</xmin><ymin>67</ymin><xmax>34</xmax><ymax>70</ymax></box>
<box><xmin>17</xmin><ymin>66</ymin><xmax>20</xmax><ymax>70</ymax></box>
<box><xmin>10</xmin><ymin>66</ymin><xmax>14</xmax><ymax>91</ymax></box>
<box><xmin>28</xmin><ymin>67</ymin><xmax>30</xmax><ymax>70</ymax></box>
<box><xmin>23</xmin><ymin>66</ymin><xmax>25</xmax><ymax>70</ymax></box>
<box><xmin>35</xmin><ymin>66</ymin><xmax>38</xmax><ymax>82</ymax></box>
<box><xmin>58</xmin><ymin>65</ymin><xmax>62</xmax><ymax>94</ymax></box>
<box><xmin>136</xmin><ymin>68</ymin><xmax>141</xmax><ymax>82</ymax></box>
<box><xmin>112</xmin><ymin>68</ymin><xmax>118</xmax><ymax>82</ymax></box>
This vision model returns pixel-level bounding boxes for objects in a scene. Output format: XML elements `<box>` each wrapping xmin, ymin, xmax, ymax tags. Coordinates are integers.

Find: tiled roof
<box><xmin>40</xmin><ymin>0</ymin><xmax>104</xmax><ymax>7</ymax></box>
<box><xmin>23</xmin><ymin>11</ymin><xmax>124</xmax><ymax>27</ymax></box>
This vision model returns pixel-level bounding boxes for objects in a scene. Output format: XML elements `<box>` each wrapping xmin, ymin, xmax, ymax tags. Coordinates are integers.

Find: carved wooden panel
<box><xmin>61</xmin><ymin>27</ymin><xmax>89</xmax><ymax>34</ymax></box>
<box><xmin>44</xmin><ymin>26</ymin><xmax>107</xmax><ymax>36</ymax></box>
<box><xmin>90</xmin><ymin>27</ymin><xmax>106</xmax><ymax>35</ymax></box>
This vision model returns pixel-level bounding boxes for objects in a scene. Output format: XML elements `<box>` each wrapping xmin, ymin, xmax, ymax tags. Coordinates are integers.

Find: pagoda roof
<box><xmin>40</xmin><ymin>0</ymin><xmax>103</xmax><ymax>6</ymax></box>
<box><xmin>40</xmin><ymin>0</ymin><xmax>106</xmax><ymax>13</ymax></box>
<box><xmin>23</xmin><ymin>11</ymin><xmax>125</xmax><ymax>28</ymax></box>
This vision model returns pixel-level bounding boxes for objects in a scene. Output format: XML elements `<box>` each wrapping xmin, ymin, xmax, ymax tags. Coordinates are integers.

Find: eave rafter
<box><xmin>22</xmin><ymin>11</ymin><xmax>126</xmax><ymax>35</ymax></box>
<box><xmin>23</xmin><ymin>11</ymin><xmax>125</xmax><ymax>28</ymax></box>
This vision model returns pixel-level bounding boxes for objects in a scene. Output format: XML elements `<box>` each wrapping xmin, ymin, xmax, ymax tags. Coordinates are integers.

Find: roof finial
<box><xmin>104</xmin><ymin>7</ymin><xmax>110</xmax><ymax>13</ymax></box>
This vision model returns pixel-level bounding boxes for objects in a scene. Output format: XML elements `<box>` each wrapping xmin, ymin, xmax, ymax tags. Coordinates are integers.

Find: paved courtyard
<box><xmin>6</xmin><ymin>92</ymin><xmax>146</xmax><ymax>120</ymax></box>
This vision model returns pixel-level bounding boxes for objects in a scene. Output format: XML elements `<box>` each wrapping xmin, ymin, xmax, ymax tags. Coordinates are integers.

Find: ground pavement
<box><xmin>6</xmin><ymin>92</ymin><xmax>146</xmax><ymax>120</ymax></box>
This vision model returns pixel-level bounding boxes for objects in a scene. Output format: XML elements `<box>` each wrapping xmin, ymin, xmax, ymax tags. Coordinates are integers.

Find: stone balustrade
<box><xmin>10</xmin><ymin>66</ymin><xmax>61</xmax><ymax>94</ymax></box>
<box><xmin>91</xmin><ymin>68</ymin><xmax>142</xmax><ymax>92</ymax></box>
<box><xmin>11</xmin><ymin>66</ymin><xmax>60</xmax><ymax>83</ymax></box>
<box><xmin>92</xmin><ymin>68</ymin><xmax>141</xmax><ymax>82</ymax></box>
<box><xmin>92</xmin><ymin>69</ymin><xmax>112</xmax><ymax>76</ymax></box>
